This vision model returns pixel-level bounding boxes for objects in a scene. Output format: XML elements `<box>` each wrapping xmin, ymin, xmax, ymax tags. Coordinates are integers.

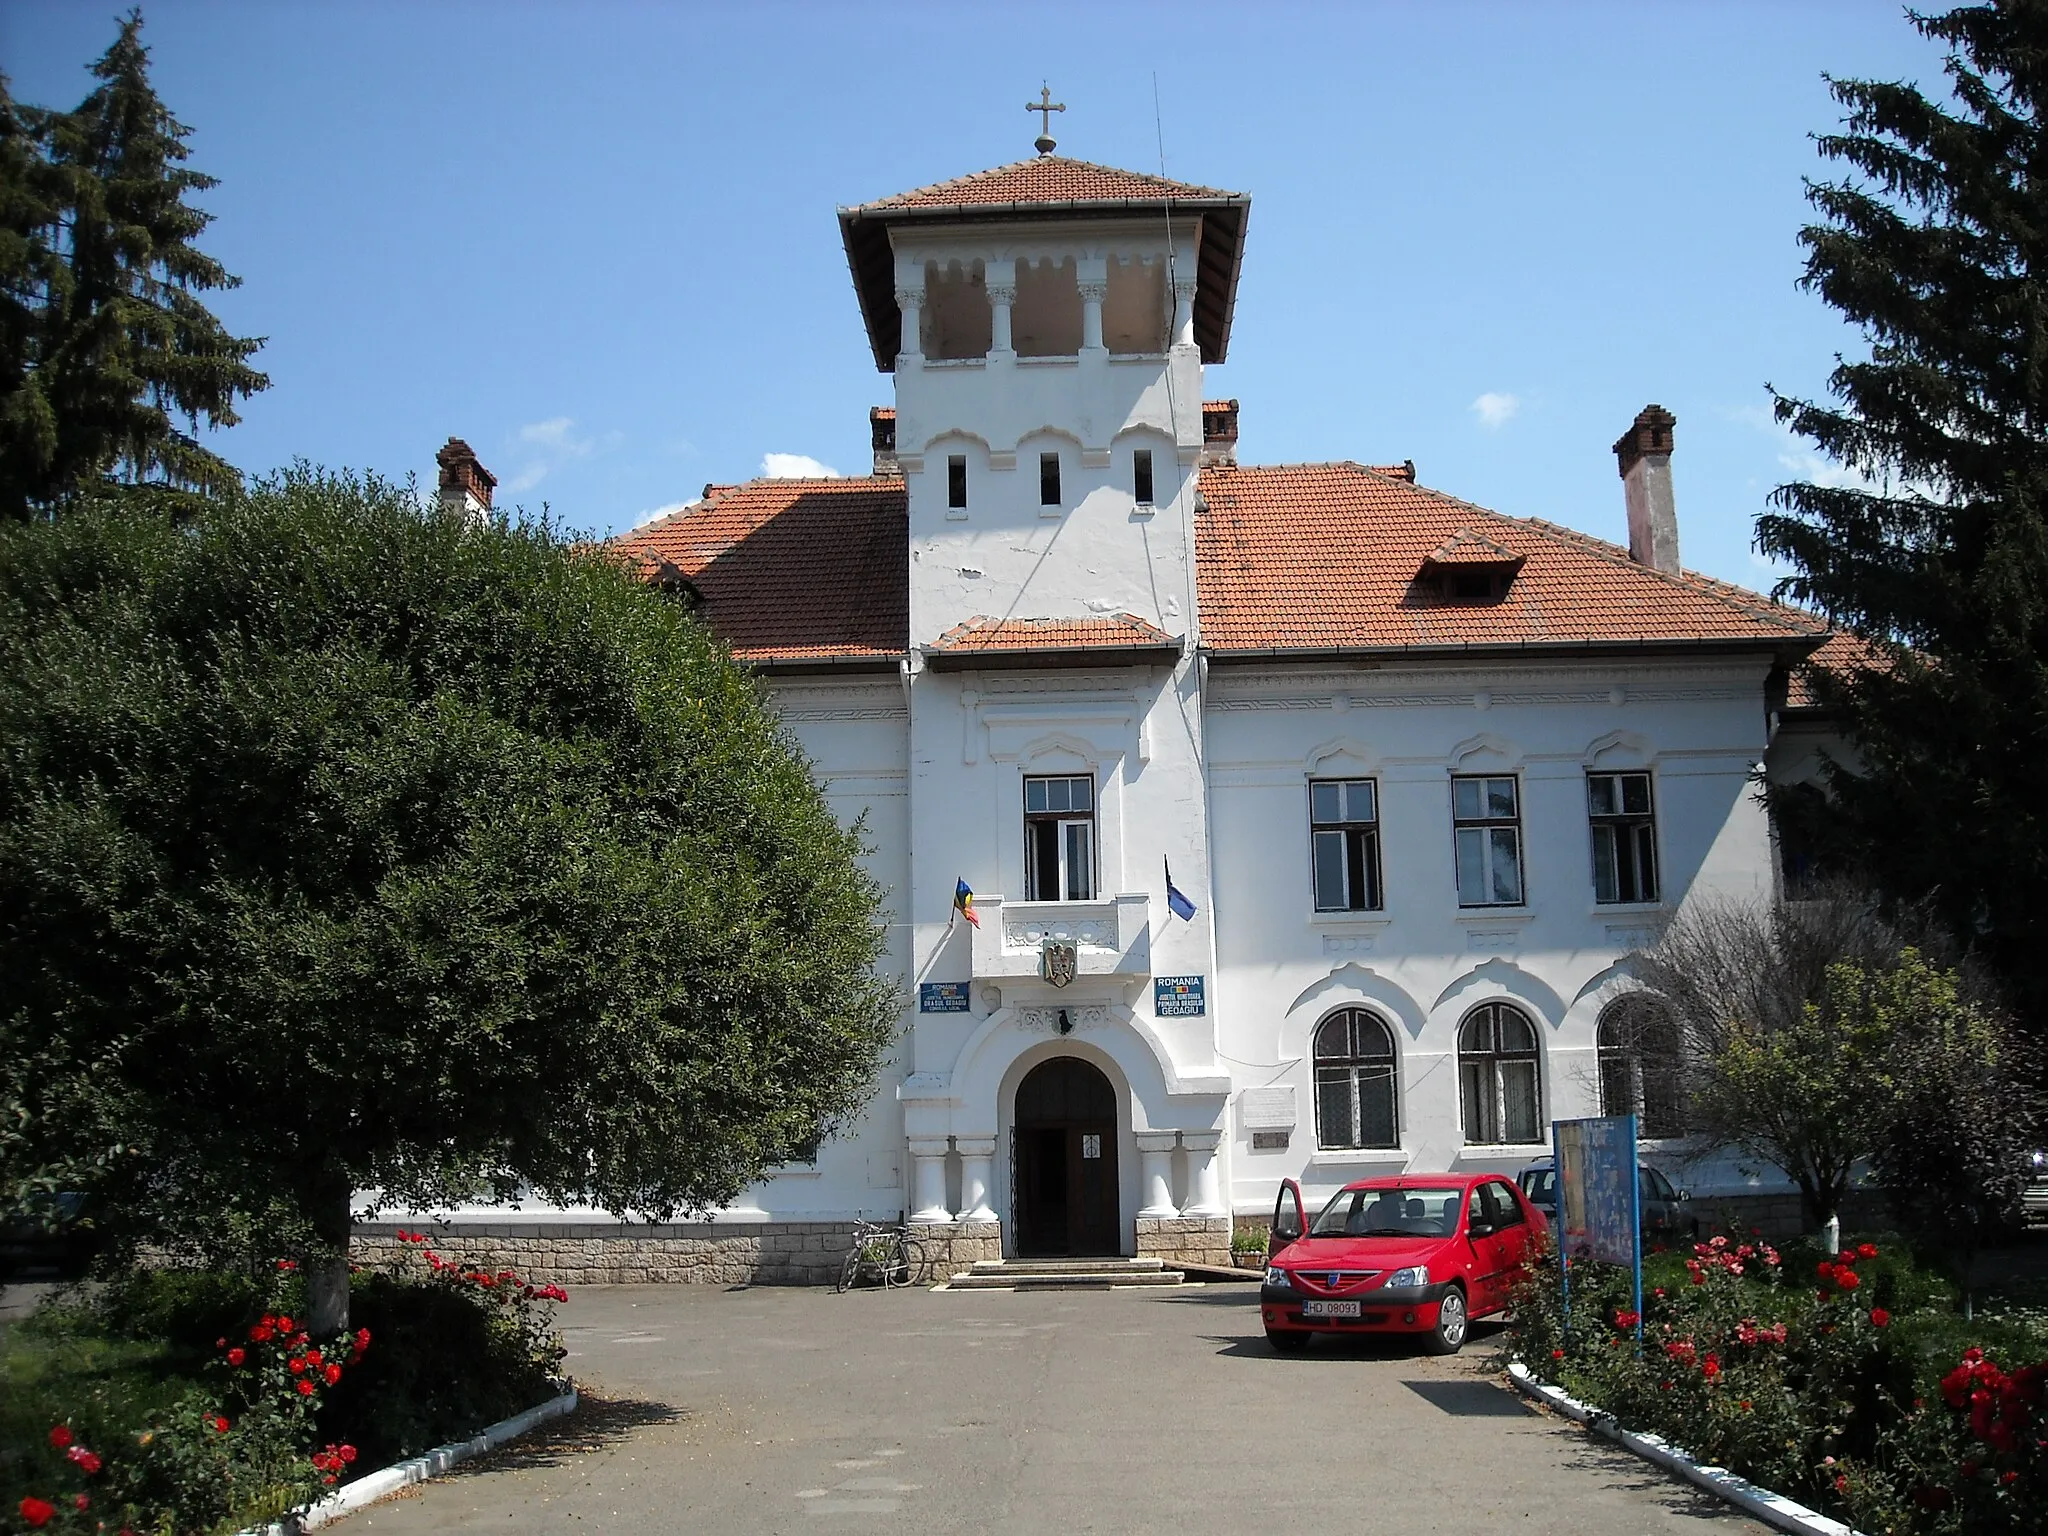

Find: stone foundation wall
<box><xmin>1135</xmin><ymin>1215</ymin><xmax>1233</xmax><ymax>1269</ymax></box>
<box><xmin>909</xmin><ymin>1220</ymin><xmax>1002</xmax><ymax>1278</ymax></box>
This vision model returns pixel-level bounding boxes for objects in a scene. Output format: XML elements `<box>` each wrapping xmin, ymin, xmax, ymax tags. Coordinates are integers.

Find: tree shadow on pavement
<box><xmin>439</xmin><ymin>1393</ymin><xmax>686</xmax><ymax>1480</ymax></box>
<box><xmin>1553</xmin><ymin>1430</ymin><xmax>1768</xmax><ymax>1526</ymax></box>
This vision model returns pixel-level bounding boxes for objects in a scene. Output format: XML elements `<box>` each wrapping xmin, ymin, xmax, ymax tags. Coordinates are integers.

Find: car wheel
<box><xmin>1423</xmin><ymin>1287</ymin><xmax>1468</xmax><ymax>1356</ymax></box>
<box><xmin>1266</xmin><ymin>1329</ymin><xmax>1309</xmax><ymax>1354</ymax></box>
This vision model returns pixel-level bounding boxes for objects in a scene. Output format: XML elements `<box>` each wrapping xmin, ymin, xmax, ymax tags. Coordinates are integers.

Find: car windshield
<box><xmin>1522</xmin><ymin>1169</ymin><xmax>1556</xmax><ymax>1202</ymax></box>
<box><xmin>1311</xmin><ymin>1187</ymin><xmax>1465</xmax><ymax>1238</ymax></box>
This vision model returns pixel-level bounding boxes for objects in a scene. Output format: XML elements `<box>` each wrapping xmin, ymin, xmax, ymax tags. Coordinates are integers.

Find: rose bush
<box><xmin>1</xmin><ymin>1241</ymin><xmax>568</xmax><ymax>1534</ymax></box>
<box><xmin>1508</xmin><ymin>1231</ymin><xmax>2048</xmax><ymax>1534</ymax></box>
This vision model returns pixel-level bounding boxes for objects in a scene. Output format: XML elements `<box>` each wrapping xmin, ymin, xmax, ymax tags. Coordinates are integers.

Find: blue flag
<box><xmin>1164</xmin><ymin>858</ymin><xmax>1196</xmax><ymax>922</ymax></box>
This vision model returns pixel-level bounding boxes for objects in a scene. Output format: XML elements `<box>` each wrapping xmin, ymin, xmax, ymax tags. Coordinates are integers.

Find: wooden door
<box><xmin>1014</xmin><ymin>1057</ymin><xmax>1121</xmax><ymax>1257</ymax></box>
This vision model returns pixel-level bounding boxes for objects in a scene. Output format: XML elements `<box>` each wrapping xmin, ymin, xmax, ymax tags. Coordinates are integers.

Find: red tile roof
<box><xmin>610</xmin><ymin>478</ymin><xmax>906</xmax><ymax>665</ymax></box>
<box><xmin>607</xmin><ymin>459</ymin><xmax>1839</xmax><ymax>672</ymax></box>
<box><xmin>929</xmin><ymin>613</ymin><xmax>1178</xmax><ymax>654</ymax></box>
<box><xmin>1194</xmin><ymin>462</ymin><xmax>1831</xmax><ymax>656</ymax></box>
<box><xmin>1786</xmin><ymin>630</ymin><xmax>1883</xmax><ymax>710</ymax></box>
<box><xmin>851</xmin><ymin>156</ymin><xmax>1234</xmax><ymax>211</ymax></box>
<box><xmin>1421</xmin><ymin>528</ymin><xmax>1522</xmax><ymax>568</ymax></box>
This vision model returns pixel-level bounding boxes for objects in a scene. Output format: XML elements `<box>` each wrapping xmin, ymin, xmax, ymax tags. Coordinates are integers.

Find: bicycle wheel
<box><xmin>897</xmin><ymin>1235</ymin><xmax>930</xmax><ymax>1287</ymax></box>
<box><xmin>837</xmin><ymin>1247</ymin><xmax>862</xmax><ymax>1293</ymax></box>
<box><xmin>882</xmin><ymin>1233</ymin><xmax>912</xmax><ymax>1288</ymax></box>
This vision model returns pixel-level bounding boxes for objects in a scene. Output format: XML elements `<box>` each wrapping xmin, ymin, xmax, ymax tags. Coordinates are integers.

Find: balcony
<box><xmin>970</xmin><ymin>894</ymin><xmax>1151</xmax><ymax>981</ymax></box>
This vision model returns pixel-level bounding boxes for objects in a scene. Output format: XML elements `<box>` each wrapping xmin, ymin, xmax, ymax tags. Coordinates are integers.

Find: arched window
<box><xmin>1313</xmin><ymin>1009</ymin><xmax>1398</xmax><ymax>1150</ymax></box>
<box><xmin>1458</xmin><ymin>1002</ymin><xmax>1542</xmax><ymax>1145</ymax></box>
<box><xmin>1598</xmin><ymin>996</ymin><xmax>1685</xmax><ymax>1139</ymax></box>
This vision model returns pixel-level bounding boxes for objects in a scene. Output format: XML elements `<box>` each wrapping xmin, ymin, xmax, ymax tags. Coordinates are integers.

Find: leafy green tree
<box><xmin>1865</xmin><ymin>959</ymin><xmax>2041</xmax><ymax>1310</ymax></box>
<box><xmin>0</xmin><ymin>471</ymin><xmax>899</xmax><ymax>1332</ymax></box>
<box><xmin>1758</xmin><ymin>3</ymin><xmax>2048</xmax><ymax>1030</ymax></box>
<box><xmin>0</xmin><ymin>10</ymin><xmax>266</xmax><ymax>518</ymax></box>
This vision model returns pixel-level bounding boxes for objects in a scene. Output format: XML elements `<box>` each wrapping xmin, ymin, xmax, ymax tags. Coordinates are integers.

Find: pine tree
<box><xmin>0</xmin><ymin>10</ymin><xmax>266</xmax><ymax>517</ymax></box>
<box><xmin>1758</xmin><ymin>2</ymin><xmax>2048</xmax><ymax>1030</ymax></box>
<box><xmin>0</xmin><ymin>74</ymin><xmax>64</xmax><ymax>505</ymax></box>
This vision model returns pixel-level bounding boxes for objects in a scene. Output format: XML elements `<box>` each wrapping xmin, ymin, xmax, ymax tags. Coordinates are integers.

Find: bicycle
<box><xmin>835</xmin><ymin>1216</ymin><xmax>929</xmax><ymax>1292</ymax></box>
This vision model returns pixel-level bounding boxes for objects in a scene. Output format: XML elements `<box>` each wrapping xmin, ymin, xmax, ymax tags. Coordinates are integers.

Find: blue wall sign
<box><xmin>918</xmin><ymin>981</ymin><xmax>970</xmax><ymax>1013</ymax></box>
<box><xmin>1154</xmin><ymin>975</ymin><xmax>1206</xmax><ymax>1017</ymax></box>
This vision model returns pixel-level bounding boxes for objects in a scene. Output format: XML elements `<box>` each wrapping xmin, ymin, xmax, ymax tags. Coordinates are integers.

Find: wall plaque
<box><xmin>918</xmin><ymin>981</ymin><xmax>970</xmax><ymax>1013</ymax></box>
<box><xmin>1154</xmin><ymin>975</ymin><xmax>1206</xmax><ymax>1017</ymax></box>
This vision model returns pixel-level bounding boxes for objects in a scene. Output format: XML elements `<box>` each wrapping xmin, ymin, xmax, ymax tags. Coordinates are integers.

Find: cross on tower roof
<box><xmin>1026</xmin><ymin>84</ymin><xmax>1066</xmax><ymax>156</ymax></box>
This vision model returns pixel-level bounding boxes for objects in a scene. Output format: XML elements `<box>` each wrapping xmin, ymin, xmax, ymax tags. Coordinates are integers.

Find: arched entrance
<box><xmin>1013</xmin><ymin>1056</ymin><xmax>1121</xmax><ymax>1257</ymax></box>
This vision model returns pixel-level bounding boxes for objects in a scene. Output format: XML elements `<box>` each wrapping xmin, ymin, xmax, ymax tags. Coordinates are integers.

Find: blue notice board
<box><xmin>1154</xmin><ymin>975</ymin><xmax>1206</xmax><ymax>1017</ymax></box>
<box><xmin>919</xmin><ymin>981</ymin><xmax>970</xmax><ymax>1013</ymax></box>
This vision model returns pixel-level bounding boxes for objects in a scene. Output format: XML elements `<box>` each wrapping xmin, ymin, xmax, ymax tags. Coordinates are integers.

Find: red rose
<box><xmin>1857</xmin><ymin>1242</ymin><xmax>1879</xmax><ymax>1260</ymax></box>
<box><xmin>1739</xmin><ymin>1400</ymin><xmax>1752</xmax><ymax>1411</ymax></box>
<box><xmin>212</xmin><ymin>1416</ymin><xmax>231</xmax><ymax>1434</ymax></box>
<box><xmin>355</xmin><ymin>1328</ymin><xmax>371</xmax><ymax>1346</ymax></box>
<box><xmin>1837</xmin><ymin>1269</ymin><xmax>1861</xmax><ymax>1290</ymax></box>
<box><xmin>289</xmin><ymin>1357</ymin><xmax>307</xmax><ymax>1374</ymax></box>
<box><xmin>18</xmin><ymin>1497</ymin><xmax>55</xmax><ymax>1527</ymax></box>
<box><xmin>297</xmin><ymin>1379</ymin><xmax>315</xmax><ymax>1397</ymax></box>
<box><xmin>66</xmin><ymin>1447</ymin><xmax>101</xmax><ymax>1475</ymax></box>
<box><xmin>323</xmin><ymin>1364</ymin><xmax>342</xmax><ymax>1385</ymax></box>
<box><xmin>250</xmin><ymin>1324</ymin><xmax>273</xmax><ymax>1342</ymax></box>
<box><xmin>306</xmin><ymin>1349</ymin><xmax>323</xmax><ymax>1366</ymax></box>
<box><xmin>276</xmin><ymin>1315</ymin><xmax>293</xmax><ymax>1332</ymax></box>
<box><xmin>72</xmin><ymin>1495</ymin><xmax>88</xmax><ymax>1511</ymax></box>
<box><xmin>340</xmin><ymin>1445</ymin><xmax>357</xmax><ymax>1463</ymax></box>
<box><xmin>1551</xmin><ymin>1348</ymin><xmax>1564</xmax><ymax>1359</ymax></box>
<box><xmin>227</xmin><ymin>1346</ymin><xmax>246</xmax><ymax>1366</ymax></box>
<box><xmin>46</xmin><ymin>1426</ymin><xmax>71</xmax><ymax>1449</ymax></box>
<box><xmin>1870</xmin><ymin>1308</ymin><xmax>1890</xmax><ymax>1329</ymax></box>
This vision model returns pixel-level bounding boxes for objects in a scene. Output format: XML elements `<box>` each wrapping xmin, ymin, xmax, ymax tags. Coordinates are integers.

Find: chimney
<box><xmin>869</xmin><ymin>406</ymin><xmax>899</xmax><ymax>477</ymax></box>
<box><xmin>1200</xmin><ymin>399</ymin><xmax>1239</xmax><ymax>467</ymax></box>
<box><xmin>435</xmin><ymin>438</ymin><xmax>496</xmax><ymax>524</ymax></box>
<box><xmin>1613</xmin><ymin>404</ymin><xmax>1679</xmax><ymax>574</ymax></box>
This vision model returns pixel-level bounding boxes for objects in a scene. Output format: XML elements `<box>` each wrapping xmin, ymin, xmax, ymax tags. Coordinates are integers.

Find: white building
<box><xmin>379</xmin><ymin>146</ymin><xmax>1850</xmax><ymax>1283</ymax></box>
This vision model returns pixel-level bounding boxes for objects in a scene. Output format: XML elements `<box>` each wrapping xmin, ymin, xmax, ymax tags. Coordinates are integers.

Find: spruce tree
<box><xmin>0</xmin><ymin>10</ymin><xmax>266</xmax><ymax>517</ymax></box>
<box><xmin>1758</xmin><ymin>2</ymin><xmax>2048</xmax><ymax>1030</ymax></box>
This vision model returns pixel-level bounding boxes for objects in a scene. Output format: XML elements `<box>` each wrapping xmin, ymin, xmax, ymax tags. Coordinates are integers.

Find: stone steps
<box><xmin>942</xmin><ymin>1256</ymin><xmax>1186</xmax><ymax>1290</ymax></box>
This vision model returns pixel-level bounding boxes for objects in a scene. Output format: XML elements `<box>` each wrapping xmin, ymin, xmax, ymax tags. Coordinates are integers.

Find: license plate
<box><xmin>1302</xmin><ymin>1299</ymin><xmax>1362</xmax><ymax>1318</ymax></box>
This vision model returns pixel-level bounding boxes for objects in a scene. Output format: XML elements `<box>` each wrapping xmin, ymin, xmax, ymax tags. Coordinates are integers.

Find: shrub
<box><xmin>1508</xmin><ymin>1230</ymin><xmax>2048</xmax><ymax>1533</ymax></box>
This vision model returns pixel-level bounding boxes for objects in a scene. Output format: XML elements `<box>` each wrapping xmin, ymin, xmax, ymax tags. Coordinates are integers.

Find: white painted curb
<box><xmin>1507</xmin><ymin>1363</ymin><xmax>1862</xmax><ymax>1536</ymax></box>
<box><xmin>241</xmin><ymin>1386</ymin><xmax>578</xmax><ymax>1534</ymax></box>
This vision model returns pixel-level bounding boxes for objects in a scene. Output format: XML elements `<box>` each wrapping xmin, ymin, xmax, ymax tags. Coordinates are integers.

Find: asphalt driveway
<box><xmin>350</xmin><ymin>1281</ymin><xmax>1763</xmax><ymax>1535</ymax></box>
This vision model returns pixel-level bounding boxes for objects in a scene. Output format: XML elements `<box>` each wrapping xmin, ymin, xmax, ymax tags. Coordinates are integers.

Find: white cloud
<box><xmin>1470</xmin><ymin>392</ymin><xmax>1520</xmax><ymax>430</ymax></box>
<box><xmin>500</xmin><ymin>416</ymin><xmax>624</xmax><ymax>495</ymax></box>
<box><xmin>760</xmin><ymin>452</ymin><xmax>842</xmax><ymax>479</ymax></box>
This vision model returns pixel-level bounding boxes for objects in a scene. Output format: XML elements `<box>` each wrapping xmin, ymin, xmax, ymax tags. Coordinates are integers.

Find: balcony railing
<box><xmin>969</xmin><ymin>893</ymin><xmax>1151</xmax><ymax>981</ymax></box>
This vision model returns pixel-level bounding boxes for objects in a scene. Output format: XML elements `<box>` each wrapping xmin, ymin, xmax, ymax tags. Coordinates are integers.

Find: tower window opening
<box><xmin>1013</xmin><ymin>256</ymin><xmax>1082</xmax><ymax>357</ymax></box>
<box><xmin>1040</xmin><ymin>452</ymin><xmax>1062</xmax><ymax>506</ymax></box>
<box><xmin>948</xmin><ymin>455</ymin><xmax>967</xmax><ymax>509</ymax></box>
<box><xmin>923</xmin><ymin>260</ymin><xmax>991</xmax><ymax>361</ymax></box>
<box><xmin>1132</xmin><ymin>449</ymin><xmax>1155</xmax><ymax>506</ymax></box>
<box><xmin>1104</xmin><ymin>255</ymin><xmax>1168</xmax><ymax>353</ymax></box>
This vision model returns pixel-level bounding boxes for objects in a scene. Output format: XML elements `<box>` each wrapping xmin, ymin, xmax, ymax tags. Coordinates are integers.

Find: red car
<box><xmin>1259</xmin><ymin>1174</ymin><xmax>1547</xmax><ymax>1355</ymax></box>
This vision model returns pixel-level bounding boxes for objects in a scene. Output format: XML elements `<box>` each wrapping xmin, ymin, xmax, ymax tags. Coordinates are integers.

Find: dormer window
<box><xmin>1418</xmin><ymin>529</ymin><xmax>1524</xmax><ymax>605</ymax></box>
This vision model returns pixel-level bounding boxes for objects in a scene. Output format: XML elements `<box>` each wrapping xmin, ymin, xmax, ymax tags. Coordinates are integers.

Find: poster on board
<box><xmin>1553</xmin><ymin>1115</ymin><xmax>1640</xmax><ymax>1267</ymax></box>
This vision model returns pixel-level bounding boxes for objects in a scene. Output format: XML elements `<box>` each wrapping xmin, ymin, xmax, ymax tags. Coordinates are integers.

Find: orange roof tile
<box><xmin>1421</xmin><ymin>528</ymin><xmax>1522</xmax><ymax>568</ymax></box>
<box><xmin>1194</xmin><ymin>462</ymin><xmax>1831</xmax><ymax>657</ymax></box>
<box><xmin>607</xmin><ymin>458</ymin><xmax>1845</xmax><ymax>674</ymax></box>
<box><xmin>851</xmin><ymin>156</ymin><xmax>1234</xmax><ymax>211</ymax></box>
<box><xmin>609</xmin><ymin>478</ymin><xmax>906</xmax><ymax>666</ymax></box>
<box><xmin>929</xmin><ymin>613</ymin><xmax>1178</xmax><ymax>654</ymax></box>
<box><xmin>1786</xmin><ymin>630</ymin><xmax>1884</xmax><ymax>710</ymax></box>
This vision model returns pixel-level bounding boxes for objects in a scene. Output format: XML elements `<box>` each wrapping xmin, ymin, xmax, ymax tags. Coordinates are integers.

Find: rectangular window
<box><xmin>1039</xmin><ymin>451</ymin><xmax>1061</xmax><ymax>507</ymax></box>
<box><xmin>947</xmin><ymin>455</ymin><xmax>967</xmax><ymax>509</ymax></box>
<box><xmin>1308</xmin><ymin>779</ymin><xmax>1382</xmax><ymax>912</ymax></box>
<box><xmin>1587</xmin><ymin>771</ymin><xmax>1658</xmax><ymax>904</ymax></box>
<box><xmin>1024</xmin><ymin>774</ymin><xmax>1095</xmax><ymax>901</ymax></box>
<box><xmin>1133</xmin><ymin>449</ymin><xmax>1154</xmax><ymax>506</ymax></box>
<box><xmin>1452</xmin><ymin>775</ymin><xmax>1523</xmax><ymax>907</ymax></box>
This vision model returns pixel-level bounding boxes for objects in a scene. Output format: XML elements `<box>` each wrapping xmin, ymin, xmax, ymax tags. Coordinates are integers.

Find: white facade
<box><xmin>588</xmin><ymin>153</ymin><xmax>1842</xmax><ymax>1260</ymax></box>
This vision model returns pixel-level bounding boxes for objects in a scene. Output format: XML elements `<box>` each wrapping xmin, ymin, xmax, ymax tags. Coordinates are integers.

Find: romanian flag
<box><xmin>954</xmin><ymin>877</ymin><xmax>980</xmax><ymax>928</ymax></box>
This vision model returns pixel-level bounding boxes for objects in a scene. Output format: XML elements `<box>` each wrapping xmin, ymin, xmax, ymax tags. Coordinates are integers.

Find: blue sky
<box><xmin>4</xmin><ymin>2</ymin><xmax>1941</xmax><ymax>590</ymax></box>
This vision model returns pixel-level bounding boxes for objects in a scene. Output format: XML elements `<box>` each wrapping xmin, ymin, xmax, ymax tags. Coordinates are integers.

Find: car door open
<box><xmin>1269</xmin><ymin>1178</ymin><xmax>1306</xmax><ymax>1263</ymax></box>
